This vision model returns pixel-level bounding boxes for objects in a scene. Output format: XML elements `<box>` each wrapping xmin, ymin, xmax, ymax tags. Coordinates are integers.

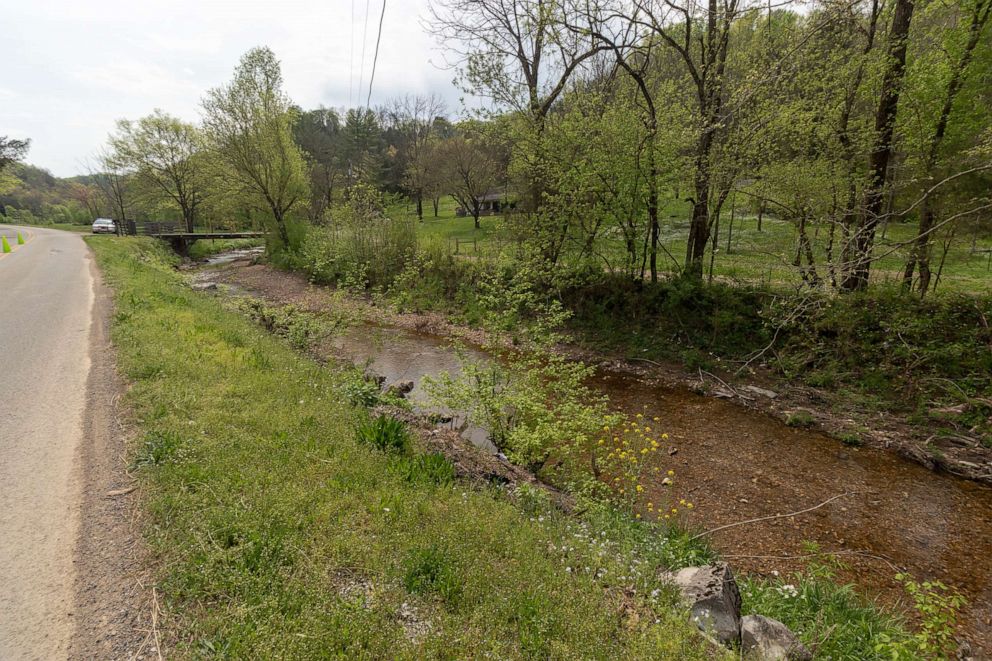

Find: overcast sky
<box><xmin>2</xmin><ymin>0</ymin><xmax>466</xmax><ymax>177</ymax></box>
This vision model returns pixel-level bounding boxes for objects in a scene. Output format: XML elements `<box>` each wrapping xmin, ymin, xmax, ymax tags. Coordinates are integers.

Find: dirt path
<box><xmin>0</xmin><ymin>228</ymin><xmax>146</xmax><ymax>659</ymax></box>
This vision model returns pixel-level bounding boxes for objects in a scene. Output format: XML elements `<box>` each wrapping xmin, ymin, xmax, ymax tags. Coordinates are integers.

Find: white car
<box><xmin>92</xmin><ymin>218</ymin><xmax>116</xmax><ymax>234</ymax></box>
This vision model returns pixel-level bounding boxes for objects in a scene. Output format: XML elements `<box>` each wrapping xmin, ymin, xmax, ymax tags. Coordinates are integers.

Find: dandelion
<box><xmin>667</xmin><ymin>469</ymin><xmax>675</xmax><ymax>476</ymax></box>
<box><xmin>636</xmin><ymin>484</ymin><xmax>644</xmax><ymax>492</ymax></box>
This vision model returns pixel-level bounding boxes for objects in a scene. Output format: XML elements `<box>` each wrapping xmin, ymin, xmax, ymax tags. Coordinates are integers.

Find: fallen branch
<box><xmin>724</xmin><ymin>549</ymin><xmax>902</xmax><ymax>573</ymax></box>
<box><xmin>690</xmin><ymin>492</ymin><xmax>857</xmax><ymax>541</ymax></box>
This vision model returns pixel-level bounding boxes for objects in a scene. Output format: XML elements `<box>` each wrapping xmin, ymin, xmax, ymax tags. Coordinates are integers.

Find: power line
<box><xmin>357</xmin><ymin>0</ymin><xmax>371</xmax><ymax>112</ymax></box>
<box><xmin>349</xmin><ymin>0</ymin><xmax>355</xmax><ymax>107</ymax></box>
<box><xmin>366</xmin><ymin>0</ymin><xmax>387</xmax><ymax>111</ymax></box>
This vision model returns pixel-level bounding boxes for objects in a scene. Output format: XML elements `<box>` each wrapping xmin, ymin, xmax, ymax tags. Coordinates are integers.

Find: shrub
<box><xmin>299</xmin><ymin>184</ymin><xmax>416</xmax><ymax>290</ymax></box>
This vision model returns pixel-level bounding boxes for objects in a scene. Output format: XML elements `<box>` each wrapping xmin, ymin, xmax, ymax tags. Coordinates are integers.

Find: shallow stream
<box><xmin>200</xmin><ymin>253</ymin><xmax>992</xmax><ymax>651</ymax></box>
<box><xmin>334</xmin><ymin>324</ymin><xmax>992</xmax><ymax>651</ymax></box>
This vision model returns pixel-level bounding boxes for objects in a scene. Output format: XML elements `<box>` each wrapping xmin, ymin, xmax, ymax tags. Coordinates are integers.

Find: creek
<box><xmin>200</xmin><ymin>252</ymin><xmax>992</xmax><ymax>651</ymax></box>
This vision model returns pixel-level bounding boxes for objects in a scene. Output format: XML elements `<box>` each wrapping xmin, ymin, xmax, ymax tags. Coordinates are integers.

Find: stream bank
<box><xmin>193</xmin><ymin>253</ymin><xmax>992</xmax><ymax>653</ymax></box>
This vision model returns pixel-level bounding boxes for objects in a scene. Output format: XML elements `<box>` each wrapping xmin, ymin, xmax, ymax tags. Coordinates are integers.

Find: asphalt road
<box><xmin>0</xmin><ymin>226</ymin><xmax>95</xmax><ymax>659</ymax></box>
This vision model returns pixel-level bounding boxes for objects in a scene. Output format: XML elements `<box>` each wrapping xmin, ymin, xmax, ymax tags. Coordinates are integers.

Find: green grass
<box><xmin>87</xmin><ymin>236</ymin><xmax>723</xmax><ymax>659</ymax></box>
<box><xmin>741</xmin><ymin>569</ymin><xmax>911</xmax><ymax>659</ymax></box>
<box><xmin>393</xmin><ymin>195</ymin><xmax>992</xmax><ymax>295</ymax></box>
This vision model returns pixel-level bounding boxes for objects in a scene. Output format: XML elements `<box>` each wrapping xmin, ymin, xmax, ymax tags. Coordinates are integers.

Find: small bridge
<box><xmin>124</xmin><ymin>221</ymin><xmax>265</xmax><ymax>256</ymax></box>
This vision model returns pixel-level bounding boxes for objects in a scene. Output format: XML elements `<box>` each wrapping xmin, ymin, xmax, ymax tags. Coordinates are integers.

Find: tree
<box><xmin>0</xmin><ymin>136</ymin><xmax>30</xmax><ymax>173</ymax></box>
<box><xmin>202</xmin><ymin>47</ymin><xmax>309</xmax><ymax>247</ymax></box>
<box><xmin>841</xmin><ymin>0</ymin><xmax>916</xmax><ymax>291</ymax></box>
<box><xmin>902</xmin><ymin>0</ymin><xmax>992</xmax><ymax>293</ymax></box>
<box><xmin>108</xmin><ymin>110</ymin><xmax>206</xmax><ymax>233</ymax></box>
<box><xmin>294</xmin><ymin>107</ymin><xmax>347</xmax><ymax>223</ymax></box>
<box><xmin>90</xmin><ymin>149</ymin><xmax>133</xmax><ymax>233</ymax></box>
<box><xmin>0</xmin><ymin>137</ymin><xmax>30</xmax><ymax>195</ymax></box>
<box><xmin>388</xmin><ymin>94</ymin><xmax>446</xmax><ymax>218</ymax></box>
<box><xmin>439</xmin><ymin>134</ymin><xmax>501</xmax><ymax>228</ymax></box>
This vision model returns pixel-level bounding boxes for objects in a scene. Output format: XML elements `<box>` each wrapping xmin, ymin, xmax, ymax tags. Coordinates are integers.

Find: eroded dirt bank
<box><xmin>200</xmin><ymin>256</ymin><xmax>992</xmax><ymax>652</ymax></box>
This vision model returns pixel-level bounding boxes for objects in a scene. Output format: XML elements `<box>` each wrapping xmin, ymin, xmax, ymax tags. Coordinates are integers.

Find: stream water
<box><xmin>200</xmin><ymin>253</ymin><xmax>992</xmax><ymax>651</ymax></box>
<box><xmin>332</xmin><ymin>324</ymin><xmax>992</xmax><ymax>651</ymax></box>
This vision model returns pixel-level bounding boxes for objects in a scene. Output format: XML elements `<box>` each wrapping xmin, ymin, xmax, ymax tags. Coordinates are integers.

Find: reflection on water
<box><xmin>334</xmin><ymin>322</ymin><xmax>992</xmax><ymax>650</ymax></box>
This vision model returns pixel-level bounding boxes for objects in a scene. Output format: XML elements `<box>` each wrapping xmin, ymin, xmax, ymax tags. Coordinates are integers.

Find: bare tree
<box><xmin>389</xmin><ymin>94</ymin><xmax>446</xmax><ymax>218</ymax></box>
<box><xmin>439</xmin><ymin>135</ymin><xmax>502</xmax><ymax>228</ymax></box>
<box><xmin>91</xmin><ymin>149</ymin><xmax>132</xmax><ymax>234</ymax></box>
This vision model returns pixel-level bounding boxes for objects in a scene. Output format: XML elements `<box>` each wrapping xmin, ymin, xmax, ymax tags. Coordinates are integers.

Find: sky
<box><xmin>1</xmin><ymin>0</ymin><xmax>467</xmax><ymax>177</ymax></box>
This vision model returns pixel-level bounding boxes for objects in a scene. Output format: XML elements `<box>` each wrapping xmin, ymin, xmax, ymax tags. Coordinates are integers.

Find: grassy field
<box><xmin>390</xmin><ymin>197</ymin><xmax>992</xmax><ymax>294</ymax></box>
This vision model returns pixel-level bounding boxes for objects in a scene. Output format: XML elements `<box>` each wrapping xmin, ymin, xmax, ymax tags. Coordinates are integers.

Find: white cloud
<box><xmin>0</xmin><ymin>0</ymin><xmax>468</xmax><ymax>176</ymax></box>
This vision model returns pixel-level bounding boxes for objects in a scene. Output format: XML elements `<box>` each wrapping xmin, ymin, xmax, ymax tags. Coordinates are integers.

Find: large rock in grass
<box><xmin>741</xmin><ymin>615</ymin><xmax>812</xmax><ymax>660</ymax></box>
<box><xmin>665</xmin><ymin>563</ymin><xmax>742</xmax><ymax>645</ymax></box>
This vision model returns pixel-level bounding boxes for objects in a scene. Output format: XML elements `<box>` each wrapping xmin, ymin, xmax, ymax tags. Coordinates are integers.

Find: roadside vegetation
<box><xmin>90</xmin><ymin>236</ymin><xmax>930</xmax><ymax>658</ymax></box>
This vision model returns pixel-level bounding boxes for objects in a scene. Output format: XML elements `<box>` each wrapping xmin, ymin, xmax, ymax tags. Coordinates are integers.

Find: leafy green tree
<box><xmin>108</xmin><ymin>110</ymin><xmax>206</xmax><ymax>233</ymax></box>
<box><xmin>202</xmin><ymin>47</ymin><xmax>309</xmax><ymax>247</ymax></box>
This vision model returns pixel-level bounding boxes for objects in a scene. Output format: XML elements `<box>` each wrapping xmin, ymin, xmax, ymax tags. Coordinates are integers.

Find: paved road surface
<box><xmin>0</xmin><ymin>226</ymin><xmax>95</xmax><ymax>659</ymax></box>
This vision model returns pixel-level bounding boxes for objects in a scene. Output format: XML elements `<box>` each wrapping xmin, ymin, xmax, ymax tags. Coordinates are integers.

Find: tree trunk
<box><xmin>903</xmin><ymin>0</ymin><xmax>990</xmax><ymax>293</ymax></box>
<box><xmin>273</xmin><ymin>209</ymin><xmax>290</xmax><ymax>247</ymax></box>
<box><xmin>432</xmin><ymin>197</ymin><xmax>440</xmax><ymax>217</ymax></box>
<box><xmin>840</xmin><ymin>0</ymin><xmax>915</xmax><ymax>292</ymax></box>
<box><xmin>416</xmin><ymin>194</ymin><xmax>423</xmax><ymax>220</ymax></box>
<box><xmin>647</xmin><ymin>142</ymin><xmax>660</xmax><ymax>283</ymax></box>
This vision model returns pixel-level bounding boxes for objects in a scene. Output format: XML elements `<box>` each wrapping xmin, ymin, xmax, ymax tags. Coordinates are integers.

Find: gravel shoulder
<box><xmin>69</xmin><ymin>251</ymin><xmax>152</xmax><ymax>660</ymax></box>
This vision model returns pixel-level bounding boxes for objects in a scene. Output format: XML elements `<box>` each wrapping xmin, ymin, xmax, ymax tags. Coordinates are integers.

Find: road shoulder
<box><xmin>69</xmin><ymin>249</ymin><xmax>153</xmax><ymax>660</ymax></box>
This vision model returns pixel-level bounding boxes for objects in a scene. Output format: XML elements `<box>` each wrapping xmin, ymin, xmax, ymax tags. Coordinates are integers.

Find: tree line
<box><xmin>3</xmin><ymin>0</ymin><xmax>990</xmax><ymax>296</ymax></box>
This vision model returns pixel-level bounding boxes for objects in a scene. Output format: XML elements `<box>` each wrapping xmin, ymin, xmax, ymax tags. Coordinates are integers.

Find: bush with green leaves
<box><xmin>300</xmin><ymin>184</ymin><xmax>416</xmax><ymax>290</ymax></box>
<box><xmin>424</xmin><ymin>257</ymin><xmax>619</xmax><ymax>479</ymax></box>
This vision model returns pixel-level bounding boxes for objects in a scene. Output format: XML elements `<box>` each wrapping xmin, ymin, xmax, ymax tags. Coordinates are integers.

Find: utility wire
<box><xmin>349</xmin><ymin>0</ymin><xmax>355</xmax><ymax>107</ymax></box>
<box><xmin>357</xmin><ymin>0</ymin><xmax>371</xmax><ymax>113</ymax></box>
<box><xmin>366</xmin><ymin>0</ymin><xmax>387</xmax><ymax>111</ymax></box>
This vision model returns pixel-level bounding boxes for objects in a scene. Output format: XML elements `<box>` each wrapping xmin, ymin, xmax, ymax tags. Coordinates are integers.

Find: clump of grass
<box><xmin>403</xmin><ymin>546</ymin><xmax>462</xmax><ymax>605</ymax></box>
<box><xmin>740</xmin><ymin>550</ymin><xmax>912</xmax><ymax>660</ymax></box>
<box><xmin>785</xmin><ymin>410</ymin><xmax>815</xmax><ymax>428</ymax></box>
<box><xmin>356</xmin><ymin>414</ymin><xmax>410</xmax><ymax>454</ymax></box>
<box><xmin>401</xmin><ymin>453</ymin><xmax>455</xmax><ymax>485</ymax></box>
<box><xmin>839</xmin><ymin>431</ymin><xmax>864</xmax><ymax>447</ymax></box>
<box><xmin>133</xmin><ymin>430</ymin><xmax>184</xmax><ymax>467</ymax></box>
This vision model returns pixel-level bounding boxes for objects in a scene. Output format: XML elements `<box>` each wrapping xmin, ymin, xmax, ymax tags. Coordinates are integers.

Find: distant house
<box><xmin>455</xmin><ymin>190</ymin><xmax>516</xmax><ymax>217</ymax></box>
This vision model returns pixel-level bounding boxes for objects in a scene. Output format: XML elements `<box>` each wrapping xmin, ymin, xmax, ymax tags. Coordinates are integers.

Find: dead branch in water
<box><xmin>690</xmin><ymin>492</ymin><xmax>858</xmax><ymax>541</ymax></box>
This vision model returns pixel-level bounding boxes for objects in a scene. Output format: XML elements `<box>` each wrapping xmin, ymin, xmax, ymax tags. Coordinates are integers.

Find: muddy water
<box><xmin>334</xmin><ymin>323</ymin><xmax>992</xmax><ymax>650</ymax></box>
